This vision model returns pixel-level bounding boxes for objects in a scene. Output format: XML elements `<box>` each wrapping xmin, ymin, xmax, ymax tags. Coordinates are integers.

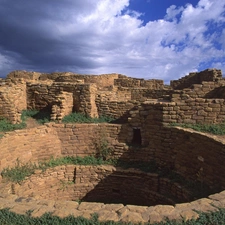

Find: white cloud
<box><xmin>55</xmin><ymin>0</ymin><xmax>225</xmax><ymax>81</ymax></box>
<box><xmin>0</xmin><ymin>0</ymin><xmax>224</xmax><ymax>82</ymax></box>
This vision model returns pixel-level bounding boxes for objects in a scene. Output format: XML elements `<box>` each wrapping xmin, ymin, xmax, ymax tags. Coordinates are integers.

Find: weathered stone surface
<box><xmin>1</xmin><ymin>68</ymin><xmax>225</xmax><ymax>224</ymax></box>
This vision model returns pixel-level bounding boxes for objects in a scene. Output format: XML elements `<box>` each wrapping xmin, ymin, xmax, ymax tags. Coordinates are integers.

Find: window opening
<box><xmin>132</xmin><ymin>128</ymin><xmax>142</xmax><ymax>146</ymax></box>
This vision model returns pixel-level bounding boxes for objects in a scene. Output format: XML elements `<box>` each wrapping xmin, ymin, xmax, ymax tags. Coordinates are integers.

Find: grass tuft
<box><xmin>1</xmin><ymin>156</ymin><xmax>112</xmax><ymax>183</ymax></box>
<box><xmin>62</xmin><ymin>112</ymin><xmax>114</xmax><ymax>123</ymax></box>
<box><xmin>170</xmin><ymin>122</ymin><xmax>225</xmax><ymax>135</ymax></box>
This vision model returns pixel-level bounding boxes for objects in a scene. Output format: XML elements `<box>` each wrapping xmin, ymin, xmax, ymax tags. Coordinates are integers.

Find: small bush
<box><xmin>22</xmin><ymin>110</ymin><xmax>51</xmax><ymax>124</ymax></box>
<box><xmin>1</xmin><ymin>159</ymin><xmax>38</xmax><ymax>183</ymax></box>
<box><xmin>62</xmin><ymin>112</ymin><xmax>114</xmax><ymax>123</ymax></box>
<box><xmin>0</xmin><ymin>118</ymin><xmax>26</xmax><ymax>132</ymax></box>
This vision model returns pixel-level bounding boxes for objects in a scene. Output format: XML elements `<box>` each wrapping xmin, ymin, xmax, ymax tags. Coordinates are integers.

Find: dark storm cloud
<box><xmin>0</xmin><ymin>0</ymin><xmax>100</xmax><ymax>75</ymax></box>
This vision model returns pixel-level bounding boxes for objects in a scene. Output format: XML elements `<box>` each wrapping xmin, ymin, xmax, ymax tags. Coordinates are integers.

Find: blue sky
<box><xmin>0</xmin><ymin>0</ymin><xmax>224</xmax><ymax>82</ymax></box>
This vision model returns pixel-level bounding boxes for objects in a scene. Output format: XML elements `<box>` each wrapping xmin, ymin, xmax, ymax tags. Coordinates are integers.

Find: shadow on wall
<box><xmin>79</xmin><ymin>102</ymin><xmax>225</xmax><ymax>206</ymax></box>
<box><xmin>80</xmin><ymin>169</ymin><xmax>177</xmax><ymax>206</ymax></box>
<box><xmin>204</xmin><ymin>86</ymin><xmax>225</xmax><ymax>99</ymax></box>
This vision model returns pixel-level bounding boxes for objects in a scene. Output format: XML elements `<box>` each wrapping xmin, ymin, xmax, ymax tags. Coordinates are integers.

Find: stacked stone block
<box><xmin>0</xmin><ymin>80</ymin><xmax>27</xmax><ymax>123</ymax></box>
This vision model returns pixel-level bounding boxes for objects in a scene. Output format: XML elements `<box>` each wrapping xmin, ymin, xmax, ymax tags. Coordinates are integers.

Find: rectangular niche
<box><xmin>132</xmin><ymin>128</ymin><xmax>142</xmax><ymax>146</ymax></box>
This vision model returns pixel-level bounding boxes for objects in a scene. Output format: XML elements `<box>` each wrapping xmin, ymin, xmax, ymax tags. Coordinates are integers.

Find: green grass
<box><xmin>1</xmin><ymin>156</ymin><xmax>114</xmax><ymax>183</ymax></box>
<box><xmin>22</xmin><ymin>109</ymin><xmax>51</xmax><ymax>124</ymax></box>
<box><xmin>170</xmin><ymin>122</ymin><xmax>225</xmax><ymax>135</ymax></box>
<box><xmin>62</xmin><ymin>112</ymin><xmax>114</xmax><ymax>123</ymax></box>
<box><xmin>1</xmin><ymin>156</ymin><xmax>213</xmax><ymax>200</ymax></box>
<box><xmin>1</xmin><ymin>208</ymin><xmax>225</xmax><ymax>225</ymax></box>
<box><xmin>0</xmin><ymin>119</ymin><xmax>26</xmax><ymax>132</ymax></box>
<box><xmin>0</xmin><ymin>111</ymin><xmax>113</xmax><ymax>135</ymax></box>
<box><xmin>0</xmin><ymin>109</ymin><xmax>51</xmax><ymax>134</ymax></box>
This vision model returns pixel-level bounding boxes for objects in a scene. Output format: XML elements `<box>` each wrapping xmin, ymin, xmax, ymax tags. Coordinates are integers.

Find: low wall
<box><xmin>0</xmin><ymin>125</ymin><xmax>61</xmax><ymax>171</ymax></box>
<box><xmin>1</xmin><ymin>123</ymin><xmax>225</xmax><ymax>223</ymax></box>
<box><xmin>1</xmin><ymin>122</ymin><xmax>225</xmax><ymax>191</ymax></box>
<box><xmin>0</xmin><ymin>123</ymin><xmax>127</xmax><ymax>173</ymax></box>
<box><xmin>0</xmin><ymin>185</ymin><xmax>224</xmax><ymax>223</ymax></box>
<box><xmin>2</xmin><ymin>165</ymin><xmax>191</xmax><ymax>206</ymax></box>
<box><xmin>170</xmin><ymin>69</ymin><xmax>222</xmax><ymax>90</ymax></box>
<box><xmin>0</xmin><ymin>81</ymin><xmax>27</xmax><ymax>123</ymax></box>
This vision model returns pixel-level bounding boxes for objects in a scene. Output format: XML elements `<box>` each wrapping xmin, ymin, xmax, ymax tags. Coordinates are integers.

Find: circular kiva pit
<box><xmin>0</xmin><ymin>165</ymin><xmax>194</xmax><ymax>206</ymax></box>
<box><xmin>1</xmin><ymin>124</ymin><xmax>225</xmax><ymax>223</ymax></box>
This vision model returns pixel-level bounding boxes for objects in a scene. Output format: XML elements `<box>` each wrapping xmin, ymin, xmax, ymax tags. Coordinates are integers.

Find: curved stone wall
<box><xmin>0</xmin><ymin>165</ymin><xmax>192</xmax><ymax>206</ymax></box>
<box><xmin>1</xmin><ymin>124</ymin><xmax>225</xmax><ymax>223</ymax></box>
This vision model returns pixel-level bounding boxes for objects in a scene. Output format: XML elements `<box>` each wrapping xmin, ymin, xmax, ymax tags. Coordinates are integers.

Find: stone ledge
<box><xmin>0</xmin><ymin>191</ymin><xmax>224</xmax><ymax>223</ymax></box>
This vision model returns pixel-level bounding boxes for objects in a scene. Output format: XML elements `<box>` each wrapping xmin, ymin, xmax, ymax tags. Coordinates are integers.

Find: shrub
<box><xmin>22</xmin><ymin>110</ymin><xmax>51</xmax><ymax>124</ymax></box>
<box><xmin>62</xmin><ymin>112</ymin><xmax>114</xmax><ymax>123</ymax></box>
<box><xmin>0</xmin><ymin>118</ymin><xmax>26</xmax><ymax>132</ymax></box>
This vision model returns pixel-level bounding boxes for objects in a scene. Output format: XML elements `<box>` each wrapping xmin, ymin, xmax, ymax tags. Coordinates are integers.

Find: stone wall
<box><xmin>27</xmin><ymin>82</ymin><xmax>98</xmax><ymax>118</ymax></box>
<box><xmin>170</xmin><ymin>69</ymin><xmax>223</xmax><ymax>90</ymax></box>
<box><xmin>162</xmin><ymin>99</ymin><xmax>225</xmax><ymax>124</ymax></box>
<box><xmin>131</xmin><ymin>89</ymin><xmax>172</xmax><ymax>101</ymax></box>
<box><xmin>0</xmin><ymin>123</ymin><xmax>127</xmax><ymax>172</ymax></box>
<box><xmin>53</xmin><ymin>123</ymin><xmax>127</xmax><ymax>157</ymax></box>
<box><xmin>6</xmin><ymin>70</ymin><xmax>43</xmax><ymax>81</ymax></box>
<box><xmin>3</xmin><ymin>165</ymin><xmax>191</xmax><ymax>206</ymax></box>
<box><xmin>126</xmin><ymin>105</ymin><xmax>225</xmax><ymax>190</ymax></box>
<box><xmin>0</xmin><ymin>125</ymin><xmax>61</xmax><ymax>171</ymax></box>
<box><xmin>55</xmin><ymin>73</ymin><xmax>122</xmax><ymax>89</ymax></box>
<box><xmin>0</xmin><ymin>80</ymin><xmax>27</xmax><ymax>123</ymax></box>
<box><xmin>96</xmin><ymin>100</ymin><xmax>138</xmax><ymax>122</ymax></box>
<box><xmin>1</xmin><ymin>123</ymin><xmax>225</xmax><ymax>222</ymax></box>
<box><xmin>114</xmin><ymin>78</ymin><xmax>164</xmax><ymax>89</ymax></box>
<box><xmin>1</xmin><ymin>122</ymin><xmax>225</xmax><ymax>192</ymax></box>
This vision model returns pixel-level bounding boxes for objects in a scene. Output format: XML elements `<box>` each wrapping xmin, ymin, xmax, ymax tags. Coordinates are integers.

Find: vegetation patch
<box><xmin>0</xmin><ymin>109</ymin><xmax>51</xmax><ymax>134</ymax></box>
<box><xmin>1</xmin><ymin>156</ymin><xmax>213</xmax><ymax>200</ymax></box>
<box><xmin>0</xmin><ymin>111</ymin><xmax>114</xmax><ymax>134</ymax></box>
<box><xmin>1</xmin><ymin>208</ymin><xmax>225</xmax><ymax>225</ymax></box>
<box><xmin>170</xmin><ymin>122</ymin><xmax>225</xmax><ymax>135</ymax></box>
<box><xmin>62</xmin><ymin>112</ymin><xmax>114</xmax><ymax>123</ymax></box>
<box><xmin>0</xmin><ymin>118</ymin><xmax>26</xmax><ymax>132</ymax></box>
<box><xmin>22</xmin><ymin>109</ymin><xmax>51</xmax><ymax>124</ymax></box>
<box><xmin>1</xmin><ymin>156</ymin><xmax>114</xmax><ymax>183</ymax></box>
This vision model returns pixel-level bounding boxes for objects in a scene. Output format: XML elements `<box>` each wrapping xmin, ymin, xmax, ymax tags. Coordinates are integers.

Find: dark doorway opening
<box><xmin>132</xmin><ymin>128</ymin><xmax>142</xmax><ymax>146</ymax></box>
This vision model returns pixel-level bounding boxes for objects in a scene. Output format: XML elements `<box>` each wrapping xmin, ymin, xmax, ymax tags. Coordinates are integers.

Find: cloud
<box><xmin>0</xmin><ymin>0</ymin><xmax>224</xmax><ymax>82</ymax></box>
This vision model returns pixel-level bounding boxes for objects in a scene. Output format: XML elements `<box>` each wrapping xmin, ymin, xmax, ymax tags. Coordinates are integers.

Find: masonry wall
<box><xmin>114</xmin><ymin>78</ymin><xmax>164</xmax><ymax>89</ymax></box>
<box><xmin>0</xmin><ymin>80</ymin><xmax>27</xmax><ymax>123</ymax></box>
<box><xmin>27</xmin><ymin>82</ymin><xmax>98</xmax><ymax>118</ymax></box>
<box><xmin>96</xmin><ymin>100</ymin><xmax>138</xmax><ymax>122</ymax></box>
<box><xmin>170</xmin><ymin>69</ymin><xmax>223</xmax><ymax>90</ymax></box>
<box><xmin>6</xmin><ymin>165</ymin><xmax>191</xmax><ymax>206</ymax></box>
<box><xmin>131</xmin><ymin>89</ymin><xmax>172</xmax><ymax>101</ymax></box>
<box><xmin>126</xmin><ymin>105</ymin><xmax>225</xmax><ymax>190</ymax></box>
<box><xmin>162</xmin><ymin>99</ymin><xmax>225</xmax><ymax>124</ymax></box>
<box><xmin>1</xmin><ymin>121</ymin><xmax>225</xmax><ymax>193</ymax></box>
<box><xmin>149</xmin><ymin>126</ymin><xmax>225</xmax><ymax>191</ymax></box>
<box><xmin>55</xmin><ymin>73</ymin><xmax>122</xmax><ymax>88</ymax></box>
<box><xmin>0</xmin><ymin>123</ymin><xmax>127</xmax><ymax>173</ymax></box>
<box><xmin>0</xmin><ymin>125</ymin><xmax>62</xmax><ymax>171</ymax></box>
<box><xmin>53</xmin><ymin>123</ymin><xmax>127</xmax><ymax>157</ymax></box>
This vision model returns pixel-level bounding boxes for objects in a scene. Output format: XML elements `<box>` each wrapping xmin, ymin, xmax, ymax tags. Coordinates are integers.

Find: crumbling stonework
<box><xmin>1</xmin><ymin>68</ymin><xmax>225</xmax><ymax>223</ymax></box>
<box><xmin>1</xmin><ymin>68</ymin><xmax>225</xmax><ymax>124</ymax></box>
<box><xmin>0</xmin><ymin>165</ymin><xmax>191</xmax><ymax>206</ymax></box>
<box><xmin>0</xmin><ymin>80</ymin><xmax>27</xmax><ymax>123</ymax></box>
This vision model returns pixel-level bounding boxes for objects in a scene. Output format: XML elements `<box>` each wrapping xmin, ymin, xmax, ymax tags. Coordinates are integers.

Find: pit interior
<box><xmin>0</xmin><ymin>122</ymin><xmax>224</xmax><ymax>207</ymax></box>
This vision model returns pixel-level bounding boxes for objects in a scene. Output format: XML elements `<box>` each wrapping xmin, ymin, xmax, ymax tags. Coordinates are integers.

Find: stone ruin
<box><xmin>0</xmin><ymin>68</ymin><xmax>225</xmax><ymax>223</ymax></box>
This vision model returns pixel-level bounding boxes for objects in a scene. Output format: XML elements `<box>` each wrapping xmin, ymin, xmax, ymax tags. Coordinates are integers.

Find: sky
<box><xmin>0</xmin><ymin>0</ymin><xmax>224</xmax><ymax>83</ymax></box>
